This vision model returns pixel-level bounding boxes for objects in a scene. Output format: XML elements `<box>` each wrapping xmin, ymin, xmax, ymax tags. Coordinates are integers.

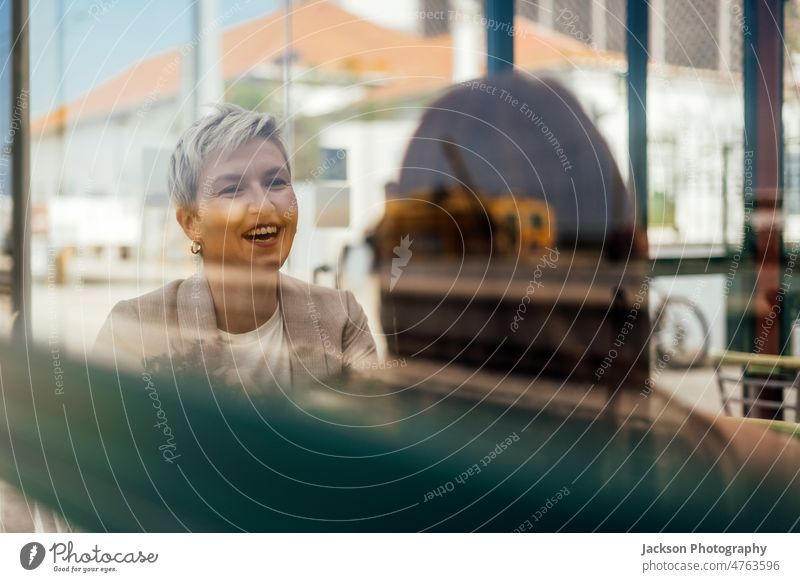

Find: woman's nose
<box><xmin>246</xmin><ymin>188</ymin><xmax>277</xmax><ymax>213</ymax></box>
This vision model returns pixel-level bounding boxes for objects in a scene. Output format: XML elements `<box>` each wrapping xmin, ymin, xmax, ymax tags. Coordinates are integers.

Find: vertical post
<box><xmin>591</xmin><ymin>0</ymin><xmax>607</xmax><ymax>52</ymax></box>
<box><xmin>485</xmin><ymin>0</ymin><xmax>514</xmax><ymax>76</ymax></box>
<box><xmin>11</xmin><ymin>0</ymin><xmax>30</xmax><ymax>342</ymax></box>
<box><xmin>282</xmin><ymin>0</ymin><xmax>293</xmax><ymax>271</ymax></box>
<box><xmin>743</xmin><ymin>0</ymin><xmax>785</xmax><ymax>419</ymax></box>
<box><xmin>282</xmin><ymin>0</ymin><xmax>293</xmax><ymax>154</ymax></box>
<box><xmin>452</xmin><ymin>0</ymin><xmax>483</xmax><ymax>82</ymax></box>
<box><xmin>722</xmin><ymin>143</ymin><xmax>731</xmax><ymax>248</ymax></box>
<box><xmin>191</xmin><ymin>0</ymin><xmax>222</xmax><ymax>119</ymax></box>
<box><xmin>626</xmin><ymin>0</ymin><xmax>648</xmax><ymax>231</ymax></box>
<box><xmin>718</xmin><ymin>0</ymin><xmax>732</xmax><ymax>72</ymax></box>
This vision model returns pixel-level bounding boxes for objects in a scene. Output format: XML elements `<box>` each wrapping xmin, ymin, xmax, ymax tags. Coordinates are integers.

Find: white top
<box><xmin>217</xmin><ymin>305</ymin><xmax>292</xmax><ymax>393</ymax></box>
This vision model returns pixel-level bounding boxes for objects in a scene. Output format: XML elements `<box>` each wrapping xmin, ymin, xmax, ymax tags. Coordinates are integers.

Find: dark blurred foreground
<box><xmin>0</xmin><ymin>340</ymin><xmax>799</xmax><ymax>532</ymax></box>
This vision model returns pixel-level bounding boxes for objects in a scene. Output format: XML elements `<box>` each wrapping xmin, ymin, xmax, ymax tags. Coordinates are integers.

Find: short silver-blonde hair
<box><xmin>168</xmin><ymin>103</ymin><xmax>290</xmax><ymax>210</ymax></box>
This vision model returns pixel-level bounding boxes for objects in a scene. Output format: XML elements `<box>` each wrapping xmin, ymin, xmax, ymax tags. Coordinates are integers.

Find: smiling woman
<box><xmin>92</xmin><ymin>104</ymin><xmax>377</xmax><ymax>391</ymax></box>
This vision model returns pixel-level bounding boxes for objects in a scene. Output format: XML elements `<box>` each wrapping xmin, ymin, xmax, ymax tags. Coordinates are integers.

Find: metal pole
<box><xmin>193</xmin><ymin>0</ymin><xmax>222</xmax><ymax>118</ymax></box>
<box><xmin>191</xmin><ymin>1</ymin><xmax>200</xmax><ymax>119</ymax></box>
<box><xmin>282</xmin><ymin>0</ymin><xmax>293</xmax><ymax>154</ymax></box>
<box><xmin>11</xmin><ymin>0</ymin><xmax>31</xmax><ymax>342</ymax></box>
<box><xmin>743</xmin><ymin>0</ymin><xmax>785</xmax><ymax>419</ymax></box>
<box><xmin>485</xmin><ymin>0</ymin><xmax>514</xmax><ymax>76</ymax></box>
<box><xmin>282</xmin><ymin>0</ymin><xmax>293</xmax><ymax>272</ymax></box>
<box><xmin>626</xmin><ymin>0</ymin><xmax>648</xmax><ymax>232</ymax></box>
<box><xmin>722</xmin><ymin>143</ymin><xmax>730</xmax><ymax>249</ymax></box>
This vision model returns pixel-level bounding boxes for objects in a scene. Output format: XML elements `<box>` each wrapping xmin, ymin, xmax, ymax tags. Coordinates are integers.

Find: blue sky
<box><xmin>29</xmin><ymin>0</ymin><xmax>279</xmax><ymax>115</ymax></box>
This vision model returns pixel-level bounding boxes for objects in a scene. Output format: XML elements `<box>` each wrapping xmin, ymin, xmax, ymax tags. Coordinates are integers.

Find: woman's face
<box><xmin>178</xmin><ymin>137</ymin><xmax>297</xmax><ymax>271</ymax></box>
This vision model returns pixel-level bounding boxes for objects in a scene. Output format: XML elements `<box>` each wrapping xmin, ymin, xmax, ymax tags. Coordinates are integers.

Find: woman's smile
<box><xmin>242</xmin><ymin>222</ymin><xmax>283</xmax><ymax>248</ymax></box>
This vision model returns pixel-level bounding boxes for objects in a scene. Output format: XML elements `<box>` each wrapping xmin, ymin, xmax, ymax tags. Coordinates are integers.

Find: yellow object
<box><xmin>486</xmin><ymin>197</ymin><xmax>556</xmax><ymax>253</ymax></box>
<box><xmin>376</xmin><ymin>189</ymin><xmax>556</xmax><ymax>260</ymax></box>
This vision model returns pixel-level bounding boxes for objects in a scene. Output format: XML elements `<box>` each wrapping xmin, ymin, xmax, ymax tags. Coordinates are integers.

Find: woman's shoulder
<box><xmin>94</xmin><ymin>279</ymin><xmax>188</xmax><ymax>368</ymax></box>
<box><xmin>279</xmin><ymin>272</ymin><xmax>349</xmax><ymax>300</ymax></box>
<box><xmin>278</xmin><ymin>272</ymin><xmax>363</xmax><ymax>322</ymax></box>
<box><xmin>111</xmin><ymin>278</ymin><xmax>187</xmax><ymax>315</ymax></box>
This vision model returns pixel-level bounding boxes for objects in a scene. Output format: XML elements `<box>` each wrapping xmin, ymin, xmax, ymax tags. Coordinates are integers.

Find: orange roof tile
<box><xmin>222</xmin><ymin>1</ymin><xmax>451</xmax><ymax>80</ymax></box>
<box><xmin>32</xmin><ymin>49</ymin><xmax>183</xmax><ymax>134</ymax></box>
<box><xmin>514</xmin><ymin>18</ymin><xmax>619</xmax><ymax>69</ymax></box>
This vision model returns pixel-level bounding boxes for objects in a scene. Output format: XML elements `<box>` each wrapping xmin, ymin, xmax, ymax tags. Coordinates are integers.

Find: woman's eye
<box><xmin>267</xmin><ymin>178</ymin><xmax>289</xmax><ymax>188</ymax></box>
<box><xmin>219</xmin><ymin>186</ymin><xmax>239</xmax><ymax>196</ymax></box>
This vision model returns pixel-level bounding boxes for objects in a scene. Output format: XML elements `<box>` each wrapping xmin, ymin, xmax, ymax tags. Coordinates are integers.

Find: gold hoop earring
<box><xmin>190</xmin><ymin>240</ymin><xmax>202</xmax><ymax>255</ymax></box>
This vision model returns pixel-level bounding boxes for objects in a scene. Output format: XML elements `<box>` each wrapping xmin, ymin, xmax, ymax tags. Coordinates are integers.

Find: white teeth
<box><xmin>244</xmin><ymin>224</ymin><xmax>279</xmax><ymax>237</ymax></box>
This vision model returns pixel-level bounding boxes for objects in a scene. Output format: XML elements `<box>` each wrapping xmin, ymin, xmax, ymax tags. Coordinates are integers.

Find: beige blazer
<box><xmin>93</xmin><ymin>272</ymin><xmax>377</xmax><ymax>384</ymax></box>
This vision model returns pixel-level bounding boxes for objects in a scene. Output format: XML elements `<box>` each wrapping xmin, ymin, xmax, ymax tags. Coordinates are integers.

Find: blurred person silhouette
<box><xmin>93</xmin><ymin>104</ymin><xmax>377</xmax><ymax>391</ymax></box>
<box><xmin>366</xmin><ymin>71</ymin><xmax>800</xmax><ymax>529</ymax></box>
<box><xmin>373</xmin><ymin>71</ymin><xmax>648</xmax><ymax>388</ymax></box>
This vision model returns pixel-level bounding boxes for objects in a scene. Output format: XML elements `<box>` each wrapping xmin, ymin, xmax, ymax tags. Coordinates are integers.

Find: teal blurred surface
<box><xmin>1</xmin><ymin>341</ymin><xmax>799</xmax><ymax>532</ymax></box>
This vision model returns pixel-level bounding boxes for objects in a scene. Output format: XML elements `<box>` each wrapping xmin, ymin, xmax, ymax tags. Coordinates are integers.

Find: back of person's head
<box><xmin>394</xmin><ymin>72</ymin><xmax>645</xmax><ymax>260</ymax></box>
<box><xmin>373</xmin><ymin>72</ymin><xmax>649</xmax><ymax>385</ymax></box>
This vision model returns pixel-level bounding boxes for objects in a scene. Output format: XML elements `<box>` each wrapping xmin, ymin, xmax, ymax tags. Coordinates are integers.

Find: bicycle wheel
<box><xmin>653</xmin><ymin>296</ymin><xmax>710</xmax><ymax>369</ymax></box>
